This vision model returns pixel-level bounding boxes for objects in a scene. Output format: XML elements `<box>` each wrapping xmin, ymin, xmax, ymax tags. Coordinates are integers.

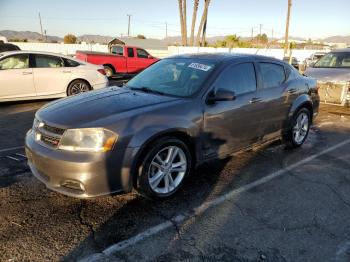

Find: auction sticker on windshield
<box><xmin>188</xmin><ymin>63</ymin><xmax>212</xmax><ymax>71</ymax></box>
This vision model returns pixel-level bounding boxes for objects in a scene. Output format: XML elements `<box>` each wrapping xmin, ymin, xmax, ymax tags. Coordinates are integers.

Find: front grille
<box><xmin>40</xmin><ymin>133</ymin><xmax>61</xmax><ymax>148</ymax></box>
<box><xmin>34</xmin><ymin>119</ymin><xmax>65</xmax><ymax>149</ymax></box>
<box><xmin>43</xmin><ymin>124</ymin><xmax>65</xmax><ymax>135</ymax></box>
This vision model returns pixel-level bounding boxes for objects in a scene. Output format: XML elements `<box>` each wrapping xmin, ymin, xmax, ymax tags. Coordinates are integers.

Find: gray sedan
<box><xmin>25</xmin><ymin>53</ymin><xmax>319</xmax><ymax>199</ymax></box>
<box><xmin>305</xmin><ymin>48</ymin><xmax>350</xmax><ymax>106</ymax></box>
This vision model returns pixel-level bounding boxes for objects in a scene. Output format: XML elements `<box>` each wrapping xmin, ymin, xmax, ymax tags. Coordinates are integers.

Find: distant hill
<box><xmin>321</xmin><ymin>35</ymin><xmax>350</xmax><ymax>44</ymax></box>
<box><xmin>1</xmin><ymin>30</ymin><xmax>349</xmax><ymax>46</ymax></box>
<box><xmin>0</xmin><ymin>30</ymin><xmax>62</xmax><ymax>42</ymax></box>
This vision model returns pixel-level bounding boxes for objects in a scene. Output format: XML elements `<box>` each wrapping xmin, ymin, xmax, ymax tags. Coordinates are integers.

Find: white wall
<box><xmin>9</xmin><ymin>42</ymin><xmax>169</xmax><ymax>58</ymax></box>
<box><xmin>9</xmin><ymin>42</ymin><xmax>327</xmax><ymax>62</ymax></box>
<box><xmin>168</xmin><ymin>46</ymin><xmax>328</xmax><ymax>63</ymax></box>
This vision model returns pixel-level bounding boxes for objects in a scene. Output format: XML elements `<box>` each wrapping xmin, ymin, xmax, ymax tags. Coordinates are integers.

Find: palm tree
<box><xmin>196</xmin><ymin>0</ymin><xmax>210</xmax><ymax>47</ymax></box>
<box><xmin>183</xmin><ymin>0</ymin><xmax>187</xmax><ymax>46</ymax></box>
<box><xmin>189</xmin><ymin>0</ymin><xmax>199</xmax><ymax>46</ymax></box>
<box><xmin>178</xmin><ymin>0</ymin><xmax>188</xmax><ymax>46</ymax></box>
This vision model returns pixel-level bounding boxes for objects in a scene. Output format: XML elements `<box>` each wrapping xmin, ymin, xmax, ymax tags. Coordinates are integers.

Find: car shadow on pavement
<box><xmin>61</xmin><ymin>133</ymin><xmax>295</xmax><ymax>261</ymax></box>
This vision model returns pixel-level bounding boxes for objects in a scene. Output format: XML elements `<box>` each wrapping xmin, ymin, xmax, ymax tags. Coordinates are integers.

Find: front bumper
<box><xmin>25</xmin><ymin>130</ymin><xmax>137</xmax><ymax>198</ymax></box>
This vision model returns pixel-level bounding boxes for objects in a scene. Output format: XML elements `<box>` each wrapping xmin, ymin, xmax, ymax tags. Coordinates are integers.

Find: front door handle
<box><xmin>22</xmin><ymin>71</ymin><xmax>32</xmax><ymax>75</ymax></box>
<box><xmin>287</xmin><ymin>88</ymin><xmax>297</xmax><ymax>94</ymax></box>
<box><xmin>250</xmin><ymin>97</ymin><xmax>262</xmax><ymax>104</ymax></box>
<box><xmin>62</xmin><ymin>70</ymin><xmax>71</xmax><ymax>73</ymax></box>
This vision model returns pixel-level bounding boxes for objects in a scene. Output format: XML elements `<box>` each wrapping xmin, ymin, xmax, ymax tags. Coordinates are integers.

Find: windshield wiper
<box><xmin>130</xmin><ymin>86</ymin><xmax>166</xmax><ymax>96</ymax></box>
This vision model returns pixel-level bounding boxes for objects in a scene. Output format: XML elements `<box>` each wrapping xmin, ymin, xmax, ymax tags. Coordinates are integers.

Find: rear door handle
<box><xmin>22</xmin><ymin>71</ymin><xmax>32</xmax><ymax>75</ymax></box>
<box><xmin>287</xmin><ymin>88</ymin><xmax>297</xmax><ymax>94</ymax></box>
<box><xmin>62</xmin><ymin>70</ymin><xmax>71</xmax><ymax>73</ymax></box>
<box><xmin>250</xmin><ymin>97</ymin><xmax>263</xmax><ymax>103</ymax></box>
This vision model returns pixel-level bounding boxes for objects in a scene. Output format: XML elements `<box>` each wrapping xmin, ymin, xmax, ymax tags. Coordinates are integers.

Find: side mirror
<box><xmin>148</xmin><ymin>55</ymin><xmax>154</xmax><ymax>59</ymax></box>
<box><xmin>207</xmin><ymin>88</ymin><xmax>236</xmax><ymax>103</ymax></box>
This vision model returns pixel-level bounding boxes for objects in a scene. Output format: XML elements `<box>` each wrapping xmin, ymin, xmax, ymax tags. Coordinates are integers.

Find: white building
<box><xmin>0</xmin><ymin>36</ymin><xmax>8</xmax><ymax>43</ymax></box>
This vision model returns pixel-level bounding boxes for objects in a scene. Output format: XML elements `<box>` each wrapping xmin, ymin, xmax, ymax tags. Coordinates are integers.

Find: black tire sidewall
<box><xmin>137</xmin><ymin>138</ymin><xmax>192</xmax><ymax>199</ymax></box>
<box><xmin>290</xmin><ymin>108</ymin><xmax>311</xmax><ymax>147</ymax></box>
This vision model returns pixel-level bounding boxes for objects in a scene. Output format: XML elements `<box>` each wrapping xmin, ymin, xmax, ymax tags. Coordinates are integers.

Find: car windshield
<box><xmin>126</xmin><ymin>58</ymin><xmax>215</xmax><ymax>97</ymax></box>
<box><xmin>313</xmin><ymin>52</ymin><xmax>350</xmax><ymax>68</ymax></box>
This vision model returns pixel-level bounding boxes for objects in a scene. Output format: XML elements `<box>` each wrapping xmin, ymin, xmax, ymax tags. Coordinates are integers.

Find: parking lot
<box><xmin>0</xmin><ymin>79</ymin><xmax>349</xmax><ymax>262</ymax></box>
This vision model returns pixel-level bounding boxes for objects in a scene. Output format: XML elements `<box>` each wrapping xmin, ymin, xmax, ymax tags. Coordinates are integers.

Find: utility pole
<box><xmin>258</xmin><ymin>24</ymin><xmax>262</xmax><ymax>45</ymax></box>
<box><xmin>127</xmin><ymin>14</ymin><xmax>132</xmax><ymax>37</ymax></box>
<box><xmin>271</xmin><ymin>28</ymin><xmax>274</xmax><ymax>42</ymax></box>
<box><xmin>44</xmin><ymin>29</ymin><xmax>47</xmax><ymax>42</ymax></box>
<box><xmin>284</xmin><ymin>0</ymin><xmax>292</xmax><ymax>56</ymax></box>
<box><xmin>165</xmin><ymin>22</ymin><xmax>168</xmax><ymax>39</ymax></box>
<box><xmin>38</xmin><ymin>12</ymin><xmax>44</xmax><ymax>41</ymax></box>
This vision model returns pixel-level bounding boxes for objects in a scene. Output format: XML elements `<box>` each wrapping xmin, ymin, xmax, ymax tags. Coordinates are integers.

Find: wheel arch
<box><xmin>288</xmin><ymin>94</ymin><xmax>314</xmax><ymax>122</ymax></box>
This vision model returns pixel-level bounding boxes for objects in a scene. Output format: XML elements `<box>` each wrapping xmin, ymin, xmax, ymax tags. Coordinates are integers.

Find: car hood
<box><xmin>305</xmin><ymin>67</ymin><xmax>350</xmax><ymax>82</ymax></box>
<box><xmin>37</xmin><ymin>87</ymin><xmax>180</xmax><ymax>127</ymax></box>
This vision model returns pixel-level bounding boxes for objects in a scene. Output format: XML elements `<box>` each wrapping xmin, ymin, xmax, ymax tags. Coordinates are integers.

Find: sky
<box><xmin>0</xmin><ymin>0</ymin><xmax>349</xmax><ymax>40</ymax></box>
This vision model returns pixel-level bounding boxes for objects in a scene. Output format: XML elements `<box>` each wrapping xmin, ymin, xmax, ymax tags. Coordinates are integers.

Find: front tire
<box><xmin>136</xmin><ymin>138</ymin><xmax>192</xmax><ymax>199</ymax></box>
<box><xmin>284</xmin><ymin>107</ymin><xmax>311</xmax><ymax>148</ymax></box>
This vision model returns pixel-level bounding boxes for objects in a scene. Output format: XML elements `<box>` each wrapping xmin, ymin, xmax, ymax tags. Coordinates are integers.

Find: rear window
<box><xmin>260</xmin><ymin>63</ymin><xmax>286</xmax><ymax>89</ymax></box>
<box><xmin>64</xmin><ymin>58</ymin><xmax>80</xmax><ymax>67</ymax></box>
<box><xmin>127</xmin><ymin>48</ymin><xmax>134</xmax><ymax>57</ymax></box>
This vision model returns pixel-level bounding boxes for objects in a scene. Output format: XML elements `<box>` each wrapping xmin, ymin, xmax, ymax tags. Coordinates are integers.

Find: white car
<box><xmin>0</xmin><ymin>51</ymin><xmax>108</xmax><ymax>102</ymax></box>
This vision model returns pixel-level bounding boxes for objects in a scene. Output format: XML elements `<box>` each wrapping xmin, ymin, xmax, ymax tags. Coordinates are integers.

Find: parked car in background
<box><xmin>304</xmin><ymin>52</ymin><xmax>326</xmax><ymax>68</ymax></box>
<box><xmin>26</xmin><ymin>53</ymin><xmax>319</xmax><ymax>199</ymax></box>
<box><xmin>305</xmin><ymin>48</ymin><xmax>350</xmax><ymax>107</ymax></box>
<box><xmin>0</xmin><ymin>43</ymin><xmax>20</xmax><ymax>53</ymax></box>
<box><xmin>283</xmin><ymin>56</ymin><xmax>299</xmax><ymax>70</ymax></box>
<box><xmin>0</xmin><ymin>51</ymin><xmax>108</xmax><ymax>102</ymax></box>
<box><xmin>76</xmin><ymin>45</ymin><xmax>159</xmax><ymax>78</ymax></box>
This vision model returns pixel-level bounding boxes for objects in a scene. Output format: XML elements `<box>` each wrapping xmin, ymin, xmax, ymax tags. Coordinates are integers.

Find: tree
<box><xmin>189</xmin><ymin>0</ymin><xmax>199</xmax><ymax>46</ymax></box>
<box><xmin>178</xmin><ymin>0</ymin><xmax>187</xmax><ymax>46</ymax></box>
<box><xmin>256</xmin><ymin>33</ymin><xmax>268</xmax><ymax>44</ymax></box>
<box><xmin>63</xmin><ymin>34</ymin><xmax>77</xmax><ymax>44</ymax></box>
<box><xmin>136</xmin><ymin>34</ymin><xmax>146</xmax><ymax>39</ymax></box>
<box><xmin>196</xmin><ymin>0</ymin><xmax>210</xmax><ymax>47</ymax></box>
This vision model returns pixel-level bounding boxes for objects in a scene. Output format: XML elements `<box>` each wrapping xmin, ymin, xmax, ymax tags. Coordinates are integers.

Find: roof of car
<box><xmin>331</xmin><ymin>48</ymin><xmax>350</xmax><ymax>53</ymax></box>
<box><xmin>0</xmin><ymin>50</ymin><xmax>75</xmax><ymax>59</ymax></box>
<box><xmin>167</xmin><ymin>52</ymin><xmax>281</xmax><ymax>63</ymax></box>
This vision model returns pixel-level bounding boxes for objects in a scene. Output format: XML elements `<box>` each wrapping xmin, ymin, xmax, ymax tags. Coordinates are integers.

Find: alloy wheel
<box><xmin>148</xmin><ymin>146</ymin><xmax>187</xmax><ymax>194</ymax></box>
<box><xmin>70</xmin><ymin>82</ymin><xmax>89</xmax><ymax>95</ymax></box>
<box><xmin>293</xmin><ymin>112</ymin><xmax>309</xmax><ymax>144</ymax></box>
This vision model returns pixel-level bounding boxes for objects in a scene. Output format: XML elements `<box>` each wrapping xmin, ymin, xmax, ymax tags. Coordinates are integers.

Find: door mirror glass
<box><xmin>207</xmin><ymin>89</ymin><xmax>236</xmax><ymax>103</ymax></box>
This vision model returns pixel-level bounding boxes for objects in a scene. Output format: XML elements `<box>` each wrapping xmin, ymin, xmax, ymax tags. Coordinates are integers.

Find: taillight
<box><xmin>98</xmin><ymin>69</ymin><xmax>106</xmax><ymax>75</ymax></box>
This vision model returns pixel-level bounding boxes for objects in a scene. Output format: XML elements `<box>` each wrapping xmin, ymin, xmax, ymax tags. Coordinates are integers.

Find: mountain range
<box><xmin>1</xmin><ymin>30</ymin><xmax>350</xmax><ymax>45</ymax></box>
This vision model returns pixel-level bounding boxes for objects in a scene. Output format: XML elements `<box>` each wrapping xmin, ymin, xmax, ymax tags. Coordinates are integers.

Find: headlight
<box><xmin>32</xmin><ymin>118</ymin><xmax>44</xmax><ymax>130</ymax></box>
<box><xmin>58</xmin><ymin>128</ymin><xmax>118</xmax><ymax>152</ymax></box>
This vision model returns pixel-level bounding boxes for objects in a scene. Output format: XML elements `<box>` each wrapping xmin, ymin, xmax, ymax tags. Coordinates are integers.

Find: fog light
<box><xmin>61</xmin><ymin>180</ymin><xmax>85</xmax><ymax>192</ymax></box>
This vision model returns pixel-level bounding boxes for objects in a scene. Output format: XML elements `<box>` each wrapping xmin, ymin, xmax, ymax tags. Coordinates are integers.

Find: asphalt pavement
<box><xmin>0</xmin><ymin>85</ymin><xmax>349</xmax><ymax>262</ymax></box>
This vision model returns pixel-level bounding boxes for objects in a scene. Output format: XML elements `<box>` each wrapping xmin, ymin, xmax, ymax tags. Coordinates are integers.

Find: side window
<box><xmin>64</xmin><ymin>58</ymin><xmax>80</xmax><ymax>67</ymax></box>
<box><xmin>0</xmin><ymin>54</ymin><xmax>29</xmax><ymax>70</ymax></box>
<box><xmin>35</xmin><ymin>55</ymin><xmax>64</xmax><ymax>68</ymax></box>
<box><xmin>137</xmin><ymin>48</ymin><xmax>149</xmax><ymax>58</ymax></box>
<box><xmin>260</xmin><ymin>63</ymin><xmax>285</xmax><ymax>89</ymax></box>
<box><xmin>127</xmin><ymin>48</ymin><xmax>135</xmax><ymax>57</ymax></box>
<box><xmin>214</xmin><ymin>63</ymin><xmax>257</xmax><ymax>95</ymax></box>
<box><xmin>111</xmin><ymin>46</ymin><xmax>124</xmax><ymax>55</ymax></box>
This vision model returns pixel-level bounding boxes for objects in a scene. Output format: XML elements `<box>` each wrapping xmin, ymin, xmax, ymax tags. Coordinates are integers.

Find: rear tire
<box><xmin>136</xmin><ymin>137</ymin><xmax>192</xmax><ymax>200</ymax></box>
<box><xmin>67</xmin><ymin>80</ymin><xmax>91</xmax><ymax>96</ymax></box>
<box><xmin>284</xmin><ymin>107</ymin><xmax>311</xmax><ymax>148</ymax></box>
<box><xmin>103</xmin><ymin>65</ymin><xmax>114</xmax><ymax>78</ymax></box>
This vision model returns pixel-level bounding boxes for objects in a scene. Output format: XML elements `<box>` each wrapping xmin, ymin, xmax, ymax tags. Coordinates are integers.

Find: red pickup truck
<box><xmin>76</xmin><ymin>45</ymin><xmax>159</xmax><ymax>78</ymax></box>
